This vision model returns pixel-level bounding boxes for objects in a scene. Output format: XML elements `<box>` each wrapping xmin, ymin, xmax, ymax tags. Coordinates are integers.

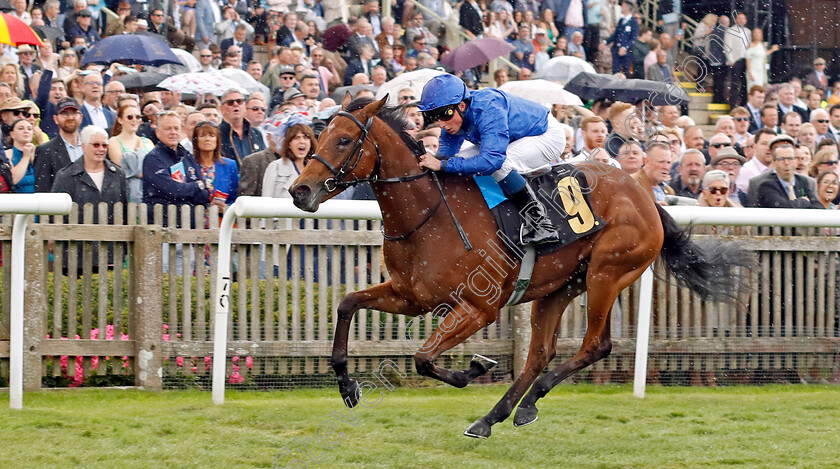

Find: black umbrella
<box><xmin>564</xmin><ymin>72</ymin><xmax>690</xmax><ymax>106</ymax></box>
<box><xmin>114</xmin><ymin>71</ymin><xmax>172</xmax><ymax>92</ymax></box>
<box><xmin>31</xmin><ymin>25</ymin><xmax>62</xmax><ymax>42</ymax></box>
<box><xmin>0</xmin><ymin>0</ymin><xmax>11</xmax><ymax>12</ymax></box>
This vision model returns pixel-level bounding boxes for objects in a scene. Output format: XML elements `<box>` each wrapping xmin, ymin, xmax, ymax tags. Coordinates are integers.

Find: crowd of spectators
<box><xmin>0</xmin><ymin>0</ymin><xmax>837</xmax><ymax>220</ymax></box>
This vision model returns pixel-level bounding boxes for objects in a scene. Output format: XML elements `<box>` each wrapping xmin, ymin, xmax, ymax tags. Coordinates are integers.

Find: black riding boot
<box><xmin>508</xmin><ymin>184</ymin><xmax>560</xmax><ymax>245</ymax></box>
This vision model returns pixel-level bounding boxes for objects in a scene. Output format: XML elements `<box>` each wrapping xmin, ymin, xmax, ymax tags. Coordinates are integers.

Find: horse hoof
<box><xmin>470</xmin><ymin>354</ymin><xmax>498</xmax><ymax>375</ymax></box>
<box><xmin>464</xmin><ymin>419</ymin><xmax>491</xmax><ymax>439</ymax></box>
<box><xmin>339</xmin><ymin>380</ymin><xmax>361</xmax><ymax>408</ymax></box>
<box><xmin>513</xmin><ymin>406</ymin><xmax>538</xmax><ymax>427</ymax></box>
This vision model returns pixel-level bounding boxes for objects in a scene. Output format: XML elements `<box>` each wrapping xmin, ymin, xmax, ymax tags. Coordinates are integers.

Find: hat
<box><xmin>278</xmin><ymin>66</ymin><xmax>296</xmax><ymax>76</ymax></box>
<box><xmin>16</xmin><ymin>45</ymin><xmax>35</xmax><ymax>54</ymax></box>
<box><xmin>770</xmin><ymin>134</ymin><xmax>796</xmax><ymax>147</ymax></box>
<box><xmin>136</xmin><ymin>18</ymin><xmax>148</xmax><ymax>27</ymax></box>
<box><xmin>77</xmin><ymin>9</ymin><xmax>91</xmax><ymax>17</ymax></box>
<box><xmin>283</xmin><ymin>88</ymin><xmax>305</xmax><ymax>102</ymax></box>
<box><xmin>56</xmin><ymin>97</ymin><xmax>80</xmax><ymax>114</ymax></box>
<box><xmin>0</xmin><ymin>97</ymin><xmax>29</xmax><ymax>112</ymax></box>
<box><xmin>535</xmin><ymin>28</ymin><xmax>547</xmax><ymax>35</ymax></box>
<box><xmin>710</xmin><ymin>146</ymin><xmax>746</xmax><ymax>166</ymax></box>
<box><xmin>702</xmin><ymin>169</ymin><xmax>730</xmax><ymax>189</ymax></box>
<box><xmin>815</xmin><ymin>58</ymin><xmax>826</xmax><ymax>66</ymax></box>
<box><xmin>259</xmin><ymin>110</ymin><xmax>312</xmax><ymax>147</ymax></box>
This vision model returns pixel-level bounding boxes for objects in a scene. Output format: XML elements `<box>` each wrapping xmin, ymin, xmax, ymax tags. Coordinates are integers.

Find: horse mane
<box><xmin>344</xmin><ymin>98</ymin><xmax>412</xmax><ymax>134</ymax></box>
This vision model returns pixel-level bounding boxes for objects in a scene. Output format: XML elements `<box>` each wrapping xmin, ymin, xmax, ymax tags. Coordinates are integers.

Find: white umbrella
<box><xmin>534</xmin><ymin>56</ymin><xmax>596</xmax><ymax>84</ymax></box>
<box><xmin>145</xmin><ymin>49</ymin><xmax>202</xmax><ymax>75</ymax></box>
<box><xmin>211</xmin><ymin>69</ymin><xmax>270</xmax><ymax>99</ymax></box>
<box><xmin>375</xmin><ymin>68</ymin><xmax>446</xmax><ymax>106</ymax></box>
<box><xmin>159</xmin><ymin>72</ymin><xmax>243</xmax><ymax>96</ymax></box>
<box><xmin>499</xmin><ymin>79</ymin><xmax>583</xmax><ymax>106</ymax></box>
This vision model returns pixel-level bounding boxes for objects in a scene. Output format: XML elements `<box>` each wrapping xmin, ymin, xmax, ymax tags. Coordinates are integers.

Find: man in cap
<box><xmin>282</xmin><ymin>88</ymin><xmax>306</xmax><ymax>110</ymax></box>
<box><xmin>34</xmin><ymin>97</ymin><xmax>83</xmax><ymax>192</ymax></box>
<box><xmin>269</xmin><ymin>66</ymin><xmax>298</xmax><ymax>110</ymax></box>
<box><xmin>66</xmin><ymin>9</ymin><xmax>100</xmax><ymax>45</ymax></box>
<box><xmin>710</xmin><ymin>146</ymin><xmax>748</xmax><ymax>205</ymax></box>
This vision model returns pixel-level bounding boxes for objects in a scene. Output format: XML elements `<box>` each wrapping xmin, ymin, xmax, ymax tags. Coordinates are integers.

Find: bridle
<box><xmin>307</xmin><ymin>108</ymin><xmax>473</xmax><ymax>250</ymax></box>
<box><xmin>308</xmin><ymin>110</ymin><xmax>430</xmax><ymax>193</ymax></box>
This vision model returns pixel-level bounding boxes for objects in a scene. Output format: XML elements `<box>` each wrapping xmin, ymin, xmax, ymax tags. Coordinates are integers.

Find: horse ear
<box><xmin>341</xmin><ymin>92</ymin><xmax>353</xmax><ymax>110</ymax></box>
<box><xmin>361</xmin><ymin>95</ymin><xmax>388</xmax><ymax>118</ymax></box>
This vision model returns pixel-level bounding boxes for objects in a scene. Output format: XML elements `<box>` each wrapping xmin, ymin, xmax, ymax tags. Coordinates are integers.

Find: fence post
<box><xmin>512</xmin><ymin>302</ymin><xmax>531</xmax><ymax>377</ymax></box>
<box><xmin>133</xmin><ymin>225</ymin><xmax>163</xmax><ymax>390</ymax></box>
<box><xmin>22</xmin><ymin>222</ymin><xmax>45</xmax><ymax>391</ymax></box>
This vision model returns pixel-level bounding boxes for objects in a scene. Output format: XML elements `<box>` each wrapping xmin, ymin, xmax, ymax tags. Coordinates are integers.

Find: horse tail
<box><xmin>656</xmin><ymin>204</ymin><xmax>754</xmax><ymax>302</ymax></box>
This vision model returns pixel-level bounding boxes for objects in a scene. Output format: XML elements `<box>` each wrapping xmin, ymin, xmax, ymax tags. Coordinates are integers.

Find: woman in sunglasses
<box><xmin>417</xmin><ymin>73</ymin><xmax>565</xmax><ymax>245</ymax></box>
<box><xmin>21</xmin><ymin>100</ymin><xmax>48</xmax><ymax>145</ymax></box>
<box><xmin>109</xmin><ymin>104</ymin><xmax>154</xmax><ymax>203</ymax></box>
<box><xmin>698</xmin><ymin>170</ymin><xmax>740</xmax><ymax>208</ymax></box>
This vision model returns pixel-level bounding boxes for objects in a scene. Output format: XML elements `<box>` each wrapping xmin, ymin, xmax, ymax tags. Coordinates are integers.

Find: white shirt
<box><xmin>83</xmin><ymin>101</ymin><xmax>108</xmax><ymax>129</ymax></box>
<box><xmin>87</xmin><ymin>170</ymin><xmax>104</xmax><ymax>191</ymax></box>
<box><xmin>735</xmin><ymin>156</ymin><xmax>770</xmax><ymax>194</ymax></box>
<box><xmin>724</xmin><ymin>25</ymin><xmax>750</xmax><ymax>64</ymax></box>
<box><xmin>565</xmin><ymin>0</ymin><xmax>585</xmax><ymax>28</ymax></box>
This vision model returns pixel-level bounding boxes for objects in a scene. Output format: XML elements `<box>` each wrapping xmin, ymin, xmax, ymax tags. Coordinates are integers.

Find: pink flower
<box><xmin>191</xmin><ymin>366</ymin><xmax>198</xmax><ymax>373</ymax></box>
<box><xmin>176</xmin><ymin>357</ymin><xmax>184</xmax><ymax>367</ymax></box>
<box><xmin>246</xmin><ymin>357</ymin><xmax>253</xmax><ymax>369</ymax></box>
<box><xmin>204</xmin><ymin>356</ymin><xmax>211</xmax><ymax>371</ymax></box>
<box><xmin>90</xmin><ymin>328</ymin><xmax>98</xmax><ymax>340</ymax></box>
<box><xmin>232</xmin><ymin>356</ymin><xmax>240</xmax><ymax>363</ymax></box>
<box><xmin>105</xmin><ymin>324</ymin><xmax>115</xmax><ymax>340</ymax></box>
<box><xmin>228</xmin><ymin>370</ymin><xmax>245</xmax><ymax>384</ymax></box>
<box><xmin>162</xmin><ymin>324</ymin><xmax>169</xmax><ymax>330</ymax></box>
<box><xmin>162</xmin><ymin>334</ymin><xmax>170</xmax><ymax>342</ymax></box>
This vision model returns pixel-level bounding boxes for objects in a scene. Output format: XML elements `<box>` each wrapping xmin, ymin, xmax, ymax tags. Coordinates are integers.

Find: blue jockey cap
<box><xmin>418</xmin><ymin>74</ymin><xmax>470</xmax><ymax>112</ymax></box>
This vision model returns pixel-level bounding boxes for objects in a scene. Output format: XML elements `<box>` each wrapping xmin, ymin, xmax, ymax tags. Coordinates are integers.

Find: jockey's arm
<box><xmin>437</xmin><ymin>111</ymin><xmax>510</xmax><ymax>176</ymax></box>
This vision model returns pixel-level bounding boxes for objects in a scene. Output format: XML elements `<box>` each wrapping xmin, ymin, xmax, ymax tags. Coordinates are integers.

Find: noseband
<box><xmin>308</xmin><ymin>110</ymin><xmax>430</xmax><ymax>192</ymax></box>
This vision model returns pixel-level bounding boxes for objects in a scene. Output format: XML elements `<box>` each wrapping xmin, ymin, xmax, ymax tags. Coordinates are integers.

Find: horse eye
<box><xmin>338</xmin><ymin>136</ymin><xmax>351</xmax><ymax>146</ymax></box>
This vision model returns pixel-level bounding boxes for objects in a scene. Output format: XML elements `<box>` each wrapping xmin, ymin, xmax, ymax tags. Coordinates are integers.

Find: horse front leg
<box><xmin>333</xmin><ymin>280</ymin><xmax>423</xmax><ymax>408</ymax></box>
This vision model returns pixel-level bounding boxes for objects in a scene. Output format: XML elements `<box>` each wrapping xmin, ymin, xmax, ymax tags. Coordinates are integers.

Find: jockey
<box><xmin>417</xmin><ymin>74</ymin><xmax>565</xmax><ymax>245</ymax></box>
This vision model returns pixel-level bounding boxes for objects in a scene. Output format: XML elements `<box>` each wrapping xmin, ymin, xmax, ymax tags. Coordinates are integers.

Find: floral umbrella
<box><xmin>159</xmin><ymin>73</ymin><xmax>244</xmax><ymax>97</ymax></box>
<box><xmin>498</xmin><ymin>79</ymin><xmax>583</xmax><ymax>106</ymax></box>
<box><xmin>0</xmin><ymin>13</ymin><xmax>43</xmax><ymax>47</ymax></box>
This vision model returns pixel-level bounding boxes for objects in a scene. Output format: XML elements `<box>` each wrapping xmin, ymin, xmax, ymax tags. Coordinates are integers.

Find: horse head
<box><xmin>290</xmin><ymin>93</ymin><xmax>388</xmax><ymax>212</ymax></box>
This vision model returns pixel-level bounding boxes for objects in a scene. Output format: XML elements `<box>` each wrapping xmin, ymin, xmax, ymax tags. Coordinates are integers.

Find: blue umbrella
<box><xmin>81</xmin><ymin>34</ymin><xmax>183</xmax><ymax>67</ymax></box>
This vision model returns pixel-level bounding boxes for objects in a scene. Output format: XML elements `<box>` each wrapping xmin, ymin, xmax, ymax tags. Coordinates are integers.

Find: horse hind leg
<box><xmin>464</xmin><ymin>273</ymin><xmax>585</xmax><ymax>439</ymax></box>
<box><xmin>514</xmin><ymin>257</ymin><xmax>655</xmax><ymax>426</ymax></box>
<box><xmin>332</xmin><ymin>281</ymin><xmax>423</xmax><ymax>408</ymax></box>
<box><xmin>413</xmin><ymin>302</ymin><xmax>498</xmax><ymax>389</ymax></box>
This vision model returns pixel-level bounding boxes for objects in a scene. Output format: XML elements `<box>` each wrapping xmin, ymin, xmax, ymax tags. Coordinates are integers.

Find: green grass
<box><xmin>2</xmin><ymin>384</ymin><xmax>840</xmax><ymax>468</ymax></box>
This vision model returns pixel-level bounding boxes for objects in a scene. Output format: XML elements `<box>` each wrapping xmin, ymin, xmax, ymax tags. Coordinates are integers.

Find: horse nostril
<box><xmin>291</xmin><ymin>184</ymin><xmax>311</xmax><ymax>201</ymax></box>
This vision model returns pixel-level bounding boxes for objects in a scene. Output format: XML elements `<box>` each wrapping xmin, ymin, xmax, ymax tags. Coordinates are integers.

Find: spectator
<box><xmin>493</xmin><ymin>68</ymin><xmax>509</xmax><ymax>88</ymax></box>
<box><xmin>711</xmin><ymin>146</ymin><xmax>748</xmax><ymax>205</ymax></box>
<box><xmin>67</xmin><ymin>10</ymin><xmax>100</xmax><ymax>45</ymax></box>
<box><xmin>715</xmin><ymin>117</ymin><xmax>737</xmax><ymax>144</ymax></box>
<box><xmin>1</xmin><ymin>63</ymin><xmax>24</xmax><ymax>99</ymax></box>
<box><xmin>511</xmin><ymin>24</ymin><xmax>534</xmax><ymax>70</ymax></box>
<box><xmin>815</xmin><ymin>171</ymin><xmax>839</xmax><ymax>209</ymax></box>
<box><xmin>376</xmin><ymin>16</ymin><xmax>398</xmax><ymax>49</ymax></box>
<box><xmin>827</xmin><ymin>105</ymin><xmax>840</xmax><ymax>142</ymax></box>
<box><xmin>79</xmin><ymin>73</ymin><xmax>115</xmax><ymax>131</ymax></box>
<box><xmin>34</xmin><ymin>98</ymin><xmax>82</xmax><ymax>192</ymax></box>
<box><xmin>760</xmin><ymin>104</ymin><xmax>779</xmax><ymax>133</ymax></box>
<box><xmin>606</xmin><ymin>0</ymin><xmax>637</xmax><ymax>76</ymax></box>
<box><xmin>745</xmin><ymin>28</ymin><xmax>779</xmax><ymax>92</ymax></box>
<box><xmin>725</xmin><ymin>12</ymin><xmax>750</xmax><ymax>106</ymax></box>
<box><xmin>781</xmin><ymin>112</ymin><xmax>802</xmax><ymax>139</ymax></box>
<box><xmin>105</xmin><ymin>1</ymin><xmax>131</xmax><ymax>36</ymax></box>
<box><xmin>730</xmin><ymin>106</ymin><xmax>752</xmax><ymax>145</ymax></box>
<box><xmin>142</xmin><ymin>111</ymin><xmax>209</xmax><ymax>226</ymax></box>
<box><xmin>198</xmin><ymin>102</ymin><xmax>221</xmax><ymax>124</ymax></box>
<box><xmin>646</xmin><ymin>48</ymin><xmax>675</xmax><ymax>82</ymax></box>
<box><xmin>736</xmin><ymin>127</ymin><xmax>776</xmax><ymax>193</ymax></box>
<box><xmin>616</xmin><ymin>139</ymin><xmax>643</xmax><ymax>174</ymax></box>
<box><xmin>806</xmin><ymin>57</ymin><xmax>829</xmax><ymax>94</ymax></box>
<box><xmin>193</xmin><ymin>121</ymin><xmax>238</xmax><ymax>207</ymax></box>
<box><xmin>403</xmin><ymin>102</ymin><xmax>424</xmax><ymax>134</ymax></box>
<box><xmin>809</xmin><ymin>149</ymin><xmax>839</xmax><ymax>178</ymax></box>
<box><xmin>405</xmin><ymin>12</ymin><xmax>438</xmax><ymax>49</ymax></box>
<box><xmin>0</xmin><ymin>97</ymin><xmax>30</xmax><ymax>147</ymax></box>
<box><xmin>755</xmin><ymin>143</ymin><xmax>822</xmax><ymax>209</ymax></box>
<box><xmin>706</xmin><ymin>133</ymin><xmax>732</xmax><ymax>165</ymax></box>
<box><xmin>708</xmin><ymin>15</ymin><xmax>729</xmax><ymax>104</ymax></box>
<box><xmin>697</xmin><ymin>170</ymin><xmax>740</xmax><ymax>207</ymax></box>
<box><xmin>245</xmin><ymin>95</ymin><xmax>268</xmax><ymax>130</ymax></box>
<box><xmin>605</xmin><ymin>102</ymin><xmax>641</xmax><ymax>157</ymax></box>
<box><xmin>416</xmin><ymin>129</ymin><xmax>439</xmax><ymax>154</ymax></box>
<box><xmin>632</xmin><ymin>141</ymin><xmax>674</xmax><ymax>204</ymax></box>
<box><xmin>631</xmin><ymin>27</ymin><xmax>652</xmax><ymax>79</ymax></box>
<box><xmin>460</xmin><ymin>0</ymin><xmax>484</xmax><ymax>40</ymax></box>
<box><xmin>22</xmin><ymin>100</ymin><xmax>48</xmax><ymax>145</ymax></box>
<box><xmin>745</xmin><ymin>85</ymin><xmax>765</xmax><ymax>133</ymax></box>
<box><xmin>274</xmin><ymin>11</ymin><xmax>297</xmax><ymax>47</ymax></box>
<box><xmin>568</xmin><ymin>116</ymin><xmax>620</xmax><ymax>167</ymax></box>
<box><xmin>51</xmin><ymin>125</ymin><xmax>127</xmax><ymax>222</ymax></box>
<box><xmin>103</xmin><ymin>80</ymin><xmax>126</xmax><ymax>114</ymax></box>
<box><xmin>811</xmin><ymin>108</ymin><xmax>834</xmax><ymax>143</ymax></box>
<box><xmin>3</xmin><ymin>118</ymin><xmax>35</xmax><ymax>192</ymax></box>
<box><xmin>219</xmin><ymin>89</ymin><xmax>265</xmax><ymax>166</ymax></box>
<box><xmin>658</xmin><ymin>105</ymin><xmax>680</xmax><ymax>129</ymax></box>
<box><xmin>670</xmin><ymin>149</ymin><xmax>705</xmax><ymax>199</ymax></box>
<box><xmin>108</xmin><ymin>104</ymin><xmax>153</xmax><ymax>202</ymax></box>
<box><xmin>197</xmin><ymin>48</ymin><xmax>217</xmax><ymax>73</ymax></box>
<box><xmin>795</xmin><ymin>143</ymin><xmax>813</xmax><ymax>178</ymax></box>
<box><xmin>662</xmin><ymin>127</ymin><xmax>682</xmax><ymax>163</ymax></box>
<box><xmin>262</xmin><ymin>123</ymin><xmax>316</xmax><ymax>198</ymax></box>
<box><xmin>221</xmin><ymin>24</ymin><xmax>254</xmax><ymax>65</ymax></box>
<box><xmin>777</xmin><ymin>83</ymin><xmax>809</xmax><ymax>123</ymax></box>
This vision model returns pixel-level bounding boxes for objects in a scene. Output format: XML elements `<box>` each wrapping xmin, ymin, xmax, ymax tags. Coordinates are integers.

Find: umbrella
<box><xmin>0</xmin><ymin>13</ymin><xmax>43</xmax><ymax>47</ymax></box>
<box><xmin>564</xmin><ymin>72</ymin><xmax>690</xmax><ymax>106</ymax></box>
<box><xmin>534</xmin><ymin>56</ymin><xmax>596</xmax><ymax>84</ymax></box>
<box><xmin>159</xmin><ymin>72</ymin><xmax>244</xmax><ymax>96</ymax></box>
<box><xmin>211</xmin><ymin>69</ymin><xmax>270</xmax><ymax>98</ymax></box>
<box><xmin>330</xmin><ymin>84</ymin><xmax>378</xmax><ymax>102</ymax></box>
<box><xmin>375</xmin><ymin>68</ymin><xmax>446</xmax><ymax>106</ymax></box>
<box><xmin>82</xmin><ymin>34</ymin><xmax>182</xmax><ymax>67</ymax></box>
<box><xmin>0</xmin><ymin>0</ymin><xmax>11</xmax><ymax>12</ymax></box>
<box><xmin>498</xmin><ymin>79</ymin><xmax>583</xmax><ymax>106</ymax></box>
<box><xmin>440</xmin><ymin>38</ymin><xmax>515</xmax><ymax>73</ymax></box>
<box><xmin>31</xmin><ymin>24</ymin><xmax>62</xmax><ymax>42</ymax></box>
<box><xmin>322</xmin><ymin>23</ymin><xmax>352</xmax><ymax>52</ymax></box>
<box><xmin>114</xmin><ymin>71</ymin><xmax>172</xmax><ymax>92</ymax></box>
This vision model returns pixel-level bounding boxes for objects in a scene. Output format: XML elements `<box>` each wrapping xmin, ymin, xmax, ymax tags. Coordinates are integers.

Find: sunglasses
<box><xmin>124</xmin><ymin>114</ymin><xmax>141</xmax><ymax>120</ymax></box>
<box><xmin>715</xmin><ymin>161</ymin><xmax>741</xmax><ymax>168</ymax></box>
<box><xmin>734</xmin><ymin>117</ymin><xmax>750</xmax><ymax>122</ymax></box>
<box><xmin>223</xmin><ymin>98</ymin><xmax>244</xmax><ymax>106</ymax></box>
<box><xmin>281</xmin><ymin>76</ymin><xmax>295</xmax><ymax>80</ymax></box>
<box><xmin>815</xmin><ymin>119</ymin><xmax>830</xmax><ymax>123</ymax></box>
<box><xmin>820</xmin><ymin>160</ymin><xmax>839</xmax><ymax>166</ymax></box>
<box><xmin>400</xmin><ymin>95</ymin><xmax>416</xmax><ymax>101</ymax></box>
<box><xmin>200</xmin><ymin>54</ymin><xmax>212</xmax><ymax>58</ymax></box>
<box><xmin>88</xmin><ymin>142</ymin><xmax>109</xmax><ymax>149</ymax></box>
<box><xmin>707</xmin><ymin>187</ymin><xmax>728</xmax><ymax>195</ymax></box>
<box><xmin>248</xmin><ymin>106</ymin><xmax>266</xmax><ymax>112</ymax></box>
<box><xmin>710</xmin><ymin>143</ymin><xmax>729</xmax><ymax>149</ymax></box>
<box><xmin>423</xmin><ymin>106</ymin><xmax>457</xmax><ymax>123</ymax></box>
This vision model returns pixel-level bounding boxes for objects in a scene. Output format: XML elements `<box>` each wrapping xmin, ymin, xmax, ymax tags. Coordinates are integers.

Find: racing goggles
<box><xmin>423</xmin><ymin>105</ymin><xmax>458</xmax><ymax>123</ymax></box>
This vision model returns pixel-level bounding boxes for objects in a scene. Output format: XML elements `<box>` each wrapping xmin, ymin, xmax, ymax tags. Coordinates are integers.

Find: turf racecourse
<box><xmin>1</xmin><ymin>384</ymin><xmax>840</xmax><ymax>468</ymax></box>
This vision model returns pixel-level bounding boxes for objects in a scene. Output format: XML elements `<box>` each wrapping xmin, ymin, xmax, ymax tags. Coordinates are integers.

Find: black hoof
<box><xmin>464</xmin><ymin>419</ymin><xmax>492</xmax><ymax>439</ymax></box>
<box><xmin>339</xmin><ymin>379</ymin><xmax>361</xmax><ymax>408</ymax></box>
<box><xmin>513</xmin><ymin>405</ymin><xmax>538</xmax><ymax>427</ymax></box>
<box><xmin>470</xmin><ymin>354</ymin><xmax>498</xmax><ymax>375</ymax></box>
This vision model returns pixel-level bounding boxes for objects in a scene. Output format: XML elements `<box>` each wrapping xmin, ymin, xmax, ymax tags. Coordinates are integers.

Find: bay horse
<box><xmin>289</xmin><ymin>96</ymin><xmax>751</xmax><ymax>438</ymax></box>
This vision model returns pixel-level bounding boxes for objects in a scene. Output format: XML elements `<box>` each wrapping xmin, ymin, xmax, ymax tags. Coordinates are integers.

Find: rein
<box><xmin>308</xmin><ymin>110</ymin><xmax>472</xmax><ymax>250</ymax></box>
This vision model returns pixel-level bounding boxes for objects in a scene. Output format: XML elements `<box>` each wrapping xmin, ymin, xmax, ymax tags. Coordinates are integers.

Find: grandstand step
<box><xmin>688</xmin><ymin>109</ymin><xmax>712</xmax><ymax>124</ymax></box>
<box><xmin>708</xmin><ymin>103</ymin><xmax>731</xmax><ymax>112</ymax></box>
